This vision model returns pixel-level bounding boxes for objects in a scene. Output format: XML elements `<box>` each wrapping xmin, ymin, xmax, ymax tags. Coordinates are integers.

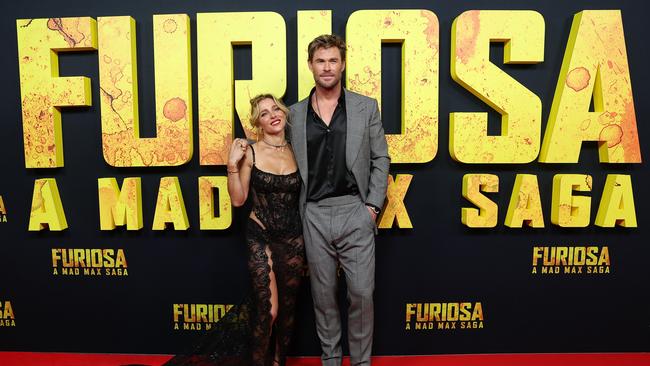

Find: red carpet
<box><xmin>0</xmin><ymin>352</ymin><xmax>648</xmax><ymax>366</ymax></box>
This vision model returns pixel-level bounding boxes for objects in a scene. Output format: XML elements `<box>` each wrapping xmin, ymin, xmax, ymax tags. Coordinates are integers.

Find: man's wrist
<box><xmin>366</xmin><ymin>204</ymin><xmax>381</xmax><ymax>215</ymax></box>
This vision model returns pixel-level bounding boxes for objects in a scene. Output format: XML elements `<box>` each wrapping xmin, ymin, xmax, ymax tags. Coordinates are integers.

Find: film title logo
<box><xmin>0</xmin><ymin>300</ymin><xmax>16</xmax><ymax>327</ymax></box>
<box><xmin>0</xmin><ymin>195</ymin><xmax>7</xmax><ymax>223</ymax></box>
<box><xmin>532</xmin><ymin>246</ymin><xmax>610</xmax><ymax>275</ymax></box>
<box><xmin>405</xmin><ymin>302</ymin><xmax>484</xmax><ymax>330</ymax></box>
<box><xmin>173</xmin><ymin>304</ymin><xmax>233</xmax><ymax>331</ymax></box>
<box><xmin>51</xmin><ymin>248</ymin><xmax>128</xmax><ymax>276</ymax></box>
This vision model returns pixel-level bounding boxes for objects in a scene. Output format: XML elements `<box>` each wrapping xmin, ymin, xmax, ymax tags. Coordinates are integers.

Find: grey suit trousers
<box><xmin>303</xmin><ymin>194</ymin><xmax>375</xmax><ymax>366</ymax></box>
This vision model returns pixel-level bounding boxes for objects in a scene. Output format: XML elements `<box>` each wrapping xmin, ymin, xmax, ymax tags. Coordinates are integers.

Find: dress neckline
<box><xmin>253</xmin><ymin>164</ymin><xmax>299</xmax><ymax>177</ymax></box>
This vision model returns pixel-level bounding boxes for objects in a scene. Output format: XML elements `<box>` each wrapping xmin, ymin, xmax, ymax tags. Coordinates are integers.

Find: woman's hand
<box><xmin>228</xmin><ymin>138</ymin><xmax>249</xmax><ymax>169</ymax></box>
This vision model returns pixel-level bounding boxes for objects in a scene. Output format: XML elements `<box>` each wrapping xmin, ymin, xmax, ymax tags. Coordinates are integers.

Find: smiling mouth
<box><xmin>270</xmin><ymin>119</ymin><xmax>281</xmax><ymax>126</ymax></box>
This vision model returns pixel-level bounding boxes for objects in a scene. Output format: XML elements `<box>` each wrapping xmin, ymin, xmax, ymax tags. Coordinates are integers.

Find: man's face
<box><xmin>308</xmin><ymin>46</ymin><xmax>345</xmax><ymax>90</ymax></box>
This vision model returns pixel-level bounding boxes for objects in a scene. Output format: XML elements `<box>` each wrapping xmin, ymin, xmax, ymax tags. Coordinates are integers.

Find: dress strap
<box><xmin>250</xmin><ymin>143</ymin><xmax>256</xmax><ymax>165</ymax></box>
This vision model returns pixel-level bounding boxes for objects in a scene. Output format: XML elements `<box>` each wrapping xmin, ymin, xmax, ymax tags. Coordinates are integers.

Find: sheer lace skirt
<box><xmin>162</xmin><ymin>218</ymin><xmax>304</xmax><ymax>366</ymax></box>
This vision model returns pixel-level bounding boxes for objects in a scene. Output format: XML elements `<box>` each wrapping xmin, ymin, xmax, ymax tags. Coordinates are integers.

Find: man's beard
<box><xmin>315</xmin><ymin>74</ymin><xmax>341</xmax><ymax>90</ymax></box>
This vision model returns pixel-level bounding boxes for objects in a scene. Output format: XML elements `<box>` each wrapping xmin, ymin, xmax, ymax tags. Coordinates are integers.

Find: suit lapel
<box><xmin>345</xmin><ymin>89</ymin><xmax>365</xmax><ymax>169</ymax></box>
<box><xmin>291</xmin><ymin>99</ymin><xmax>309</xmax><ymax>185</ymax></box>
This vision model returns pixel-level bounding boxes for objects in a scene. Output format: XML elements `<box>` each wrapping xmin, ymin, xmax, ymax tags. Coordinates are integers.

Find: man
<box><xmin>290</xmin><ymin>34</ymin><xmax>390</xmax><ymax>366</ymax></box>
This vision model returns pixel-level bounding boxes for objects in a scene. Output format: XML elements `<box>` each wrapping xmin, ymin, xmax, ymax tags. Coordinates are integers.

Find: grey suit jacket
<box><xmin>289</xmin><ymin>88</ymin><xmax>391</xmax><ymax>219</ymax></box>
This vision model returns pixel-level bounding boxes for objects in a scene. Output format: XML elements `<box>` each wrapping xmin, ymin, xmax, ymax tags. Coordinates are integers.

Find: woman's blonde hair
<box><xmin>249</xmin><ymin>94</ymin><xmax>290</xmax><ymax>129</ymax></box>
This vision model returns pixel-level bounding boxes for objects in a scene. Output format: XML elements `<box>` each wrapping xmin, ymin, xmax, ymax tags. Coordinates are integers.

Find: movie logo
<box><xmin>0</xmin><ymin>300</ymin><xmax>16</xmax><ymax>327</ymax></box>
<box><xmin>405</xmin><ymin>302</ymin><xmax>484</xmax><ymax>331</ymax></box>
<box><xmin>51</xmin><ymin>248</ymin><xmax>128</xmax><ymax>276</ymax></box>
<box><xmin>173</xmin><ymin>303</ymin><xmax>234</xmax><ymax>331</ymax></box>
<box><xmin>0</xmin><ymin>195</ymin><xmax>7</xmax><ymax>223</ymax></box>
<box><xmin>532</xmin><ymin>246</ymin><xmax>611</xmax><ymax>275</ymax></box>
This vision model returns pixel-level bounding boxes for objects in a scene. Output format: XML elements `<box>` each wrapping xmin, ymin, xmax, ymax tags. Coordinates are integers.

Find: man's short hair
<box><xmin>307</xmin><ymin>34</ymin><xmax>346</xmax><ymax>62</ymax></box>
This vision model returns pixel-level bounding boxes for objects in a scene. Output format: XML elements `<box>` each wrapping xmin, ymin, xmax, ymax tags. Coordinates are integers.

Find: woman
<box><xmin>164</xmin><ymin>95</ymin><xmax>304</xmax><ymax>366</ymax></box>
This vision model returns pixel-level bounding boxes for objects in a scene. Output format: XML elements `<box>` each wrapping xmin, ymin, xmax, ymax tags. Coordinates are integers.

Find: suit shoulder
<box><xmin>289</xmin><ymin>97</ymin><xmax>309</xmax><ymax>112</ymax></box>
<box><xmin>345</xmin><ymin>89</ymin><xmax>377</xmax><ymax>106</ymax></box>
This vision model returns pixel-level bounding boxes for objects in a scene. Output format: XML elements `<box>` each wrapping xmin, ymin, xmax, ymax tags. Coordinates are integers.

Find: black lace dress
<box><xmin>162</xmin><ymin>146</ymin><xmax>305</xmax><ymax>366</ymax></box>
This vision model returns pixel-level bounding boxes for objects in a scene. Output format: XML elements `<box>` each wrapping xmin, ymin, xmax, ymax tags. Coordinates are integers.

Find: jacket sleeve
<box><xmin>365</xmin><ymin>98</ymin><xmax>391</xmax><ymax>209</ymax></box>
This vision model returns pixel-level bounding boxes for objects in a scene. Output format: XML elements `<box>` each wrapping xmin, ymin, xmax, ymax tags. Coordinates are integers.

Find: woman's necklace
<box><xmin>262</xmin><ymin>138</ymin><xmax>288</xmax><ymax>151</ymax></box>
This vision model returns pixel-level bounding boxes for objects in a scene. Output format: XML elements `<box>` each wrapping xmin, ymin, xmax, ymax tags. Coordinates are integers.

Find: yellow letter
<box><xmin>595</xmin><ymin>174</ymin><xmax>637</xmax><ymax>227</ymax></box>
<box><xmin>152</xmin><ymin>177</ymin><xmax>189</xmax><ymax>230</ymax></box>
<box><xmin>115</xmin><ymin>249</ymin><xmax>128</xmax><ymax>268</ymax></box>
<box><xmin>472</xmin><ymin>303</ymin><xmax>484</xmax><ymax>321</ymax></box>
<box><xmin>532</xmin><ymin>247</ymin><xmax>544</xmax><ymax>266</ymax></box>
<box><xmin>461</xmin><ymin>174</ymin><xmax>498</xmax><ymax>228</ymax></box>
<box><xmin>197</xmin><ymin>12</ymin><xmax>286</xmax><ymax>165</ymax></box>
<box><xmin>551</xmin><ymin>174</ymin><xmax>592</xmax><ymax>227</ymax></box>
<box><xmin>450</xmin><ymin>10</ymin><xmax>544</xmax><ymax>163</ymax></box>
<box><xmin>378</xmin><ymin>174</ymin><xmax>413</xmax><ymax>229</ymax></box>
<box><xmin>17</xmin><ymin>17</ymin><xmax>97</xmax><ymax>168</ymax></box>
<box><xmin>346</xmin><ymin>10</ymin><xmax>439</xmax><ymax>163</ymax></box>
<box><xmin>405</xmin><ymin>303</ymin><xmax>416</xmax><ymax>322</ymax></box>
<box><xmin>540</xmin><ymin>11</ymin><xmax>641</xmax><ymax>163</ymax></box>
<box><xmin>98</xmin><ymin>15</ymin><xmax>193</xmax><ymax>167</ymax></box>
<box><xmin>0</xmin><ymin>195</ymin><xmax>6</xmax><ymax>216</ymax></box>
<box><xmin>2</xmin><ymin>302</ymin><xmax>15</xmax><ymax>319</ymax></box>
<box><xmin>29</xmin><ymin>178</ymin><xmax>68</xmax><ymax>231</ymax></box>
<box><xmin>599</xmin><ymin>247</ymin><xmax>611</xmax><ymax>266</ymax></box>
<box><xmin>98</xmin><ymin>177</ymin><xmax>143</xmax><ymax>230</ymax></box>
<box><xmin>199</xmin><ymin>176</ymin><xmax>232</xmax><ymax>230</ymax></box>
<box><xmin>173</xmin><ymin>304</ymin><xmax>183</xmax><ymax>323</ymax></box>
<box><xmin>505</xmin><ymin>174</ymin><xmax>544</xmax><ymax>228</ymax></box>
<box><xmin>297</xmin><ymin>11</ymin><xmax>332</xmax><ymax>100</ymax></box>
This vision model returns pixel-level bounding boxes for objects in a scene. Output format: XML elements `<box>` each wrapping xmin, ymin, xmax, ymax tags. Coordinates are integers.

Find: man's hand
<box><xmin>366</xmin><ymin>205</ymin><xmax>378</xmax><ymax>221</ymax></box>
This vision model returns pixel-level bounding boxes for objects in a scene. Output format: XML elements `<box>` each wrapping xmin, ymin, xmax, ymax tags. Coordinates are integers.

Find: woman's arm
<box><xmin>227</xmin><ymin>139</ymin><xmax>253</xmax><ymax>207</ymax></box>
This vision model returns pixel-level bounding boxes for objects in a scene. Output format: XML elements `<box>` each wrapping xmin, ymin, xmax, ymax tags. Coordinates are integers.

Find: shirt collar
<box><xmin>308</xmin><ymin>86</ymin><xmax>346</xmax><ymax>112</ymax></box>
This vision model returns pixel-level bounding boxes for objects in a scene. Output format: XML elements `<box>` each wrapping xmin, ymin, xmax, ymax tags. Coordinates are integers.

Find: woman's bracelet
<box><xmin>227</xmin><ymin>169</ymin><xmax>239</xmax><ymax>174</ymax></box>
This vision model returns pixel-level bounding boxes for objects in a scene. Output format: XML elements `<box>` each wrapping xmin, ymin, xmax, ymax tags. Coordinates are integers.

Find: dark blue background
<box><xmin>0</xmin><ymin>0</ymin><xmax>648</xmax><ymax>356</ymax></box>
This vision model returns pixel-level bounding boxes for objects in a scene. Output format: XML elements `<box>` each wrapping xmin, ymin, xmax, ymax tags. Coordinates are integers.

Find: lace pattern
<box><xmin>162</xmin><ymin>154</ymin><xmax>304</xmax><ymax>366</ymax></box>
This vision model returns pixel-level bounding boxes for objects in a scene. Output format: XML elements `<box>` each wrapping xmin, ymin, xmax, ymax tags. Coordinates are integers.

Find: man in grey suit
<box><xmin>289</xmin><ymin>34</ymin><xmax>390</xmax><ymax>366</ymax></box>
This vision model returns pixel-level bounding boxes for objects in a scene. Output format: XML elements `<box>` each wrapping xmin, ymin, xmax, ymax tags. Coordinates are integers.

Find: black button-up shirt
<box><xmin>306</xmin><ymin>87</ymin><xmax>359</xmax><ymax>202</ymax></box>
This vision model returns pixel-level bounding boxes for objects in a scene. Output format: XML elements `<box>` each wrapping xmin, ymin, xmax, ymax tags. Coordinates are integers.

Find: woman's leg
<box><xmin>271</xmin><ymin>235</ymin><xmax>305</xmax><ymax>366</ymax></box>
<box><xmin>247</xmin><ymin>219</ymin><xmax>279</xmax><ymax>366</ymax></box>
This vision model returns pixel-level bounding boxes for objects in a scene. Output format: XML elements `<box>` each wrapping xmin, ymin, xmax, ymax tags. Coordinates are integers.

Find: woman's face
<box><xmin>256</xmin><ymin>98</ymin><xmax>286</xmax><ymax>135</ymax></box>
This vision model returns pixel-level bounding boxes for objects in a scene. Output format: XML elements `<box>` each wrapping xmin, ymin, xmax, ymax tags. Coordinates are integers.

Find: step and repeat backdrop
<box><xmin>1</xmin><ymin>0</ymin><xmax>649</xmax><ymax>358</ymax></box>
